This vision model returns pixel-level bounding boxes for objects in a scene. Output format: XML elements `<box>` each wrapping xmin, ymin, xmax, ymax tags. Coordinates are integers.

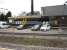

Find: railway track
<box><xmin>0</xmin><ymin>31</ymin><xmax>67</xmax><ymax>37</ymax></box>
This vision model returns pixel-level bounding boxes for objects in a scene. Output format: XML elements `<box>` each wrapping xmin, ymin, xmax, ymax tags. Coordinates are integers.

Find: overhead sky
<box><xmin>0</xmin><ymin>0</ymin><xmax>66</xmax><ymax>16</ymax></box>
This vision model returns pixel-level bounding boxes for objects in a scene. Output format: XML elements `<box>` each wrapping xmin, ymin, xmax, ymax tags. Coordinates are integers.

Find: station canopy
<box><xmin>8</xmin><ymin>16</ymin><xmax>41</xmax><ymax>19</ymax></box>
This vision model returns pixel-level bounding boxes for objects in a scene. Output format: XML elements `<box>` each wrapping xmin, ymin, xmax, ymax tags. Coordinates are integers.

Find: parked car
<box><xmin>31</xmin><ymin>24</ymin><xmax>41</xmax><ymax>31</ymax></box>
<box><xmin>16</xmin><ymin>25</ymin><xmax>24</xmax><ymax>30</ymax></box>
<box><xmin>0</xmin><ymin>21</ymin><xmax>9</xmax><ymax>29</ymax></box>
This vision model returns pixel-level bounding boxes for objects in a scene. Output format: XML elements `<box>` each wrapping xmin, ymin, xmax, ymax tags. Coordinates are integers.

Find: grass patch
<box><xmin>0</xmin><ymin>36</ymin><xmax>67</xmax><ymax>47</ymax></box>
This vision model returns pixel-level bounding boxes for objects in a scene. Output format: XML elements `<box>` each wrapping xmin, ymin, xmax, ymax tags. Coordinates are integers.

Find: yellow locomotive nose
<box><xmin>21</xmin><ymin>18</ymin><xmax>27</xmax><ymax>26</ymax></box>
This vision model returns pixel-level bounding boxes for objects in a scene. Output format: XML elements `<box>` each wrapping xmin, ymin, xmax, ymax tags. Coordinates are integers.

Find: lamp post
<box><xmin>31</xmin><ymin>0</ymin><xmax>34</xmax><ymax>15</ymax></box>
<box><xmin>4</xmin><ymin>9</ymin><xmax>8</xmax><ymax>14</ymax></box>
<box><xmin>1</xmin><ymin>8</ymin><xmax>3</xmax><ymax>14</ymax></box>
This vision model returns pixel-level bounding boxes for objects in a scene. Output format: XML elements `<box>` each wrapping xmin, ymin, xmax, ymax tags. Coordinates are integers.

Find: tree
<box><xmin>5</xmin><ymin>11</ymin><xmax>12</xmax><ymax>21</ymax></box>
<box><xmin>0</xmin><ymin>13</ymin><xmax>5</xmax><ymax>21</ymax></box>
<box><xmin>19</xmin><ymin>12</ymin><xmax>26</xmax><ymax>16</ymax></box>
<box><xmin>0</xmin><ymin>11</ymin><xmax>12</xmax><ymax>21</ymax></box>
<box><xmin>5</xmin><ymin>11</ymin><xmax>12</xmax><ymax>17</ymax></box>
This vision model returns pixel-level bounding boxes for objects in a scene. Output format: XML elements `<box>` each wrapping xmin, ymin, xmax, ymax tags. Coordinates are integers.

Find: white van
<box><xmin>40</xmin><ymin>21</ymin><xmax>51</xmax><ymax>31</ymax></box>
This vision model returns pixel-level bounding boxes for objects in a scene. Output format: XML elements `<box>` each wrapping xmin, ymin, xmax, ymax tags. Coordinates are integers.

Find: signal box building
<box><xmin>41</xmin><ymin>5</ymin><xmax>67</xmax><ymax>28</ymax></box>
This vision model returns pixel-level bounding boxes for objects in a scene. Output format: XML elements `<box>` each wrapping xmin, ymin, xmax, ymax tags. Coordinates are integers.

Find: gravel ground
<box><xmin>0</xmin><ymin>42</ymin><xmax>67</xmax><ymax>50</ymax></box>
<box><xmin>0</xmin><ymin>28</ymin><xmax>64</xmax><ymax>34</ymax></box>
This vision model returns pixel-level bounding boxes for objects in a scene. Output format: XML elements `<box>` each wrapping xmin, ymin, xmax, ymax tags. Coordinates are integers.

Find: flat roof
<box><xmin>41</xmin><ymin>5</ymin><xmax>67</xmax><ymax>16</ymax></box>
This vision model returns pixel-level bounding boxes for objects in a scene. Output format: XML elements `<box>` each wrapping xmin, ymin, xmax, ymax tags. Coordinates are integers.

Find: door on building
<box><xmin>60</xmin><ymin>16</ymin><xmax>67</xmax><ymax>29</ymax></box>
